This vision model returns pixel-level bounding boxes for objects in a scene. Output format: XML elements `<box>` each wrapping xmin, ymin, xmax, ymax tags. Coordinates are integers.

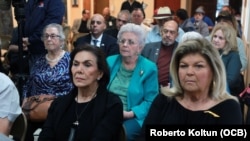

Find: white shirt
<box><xmin>91</xmin><ymin>34</ymin><xmax>103</xmax><ymax>47</ymax></box>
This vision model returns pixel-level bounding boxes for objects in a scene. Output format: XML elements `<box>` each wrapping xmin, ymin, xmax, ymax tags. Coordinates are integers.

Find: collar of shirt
<box><xmin>91</xmin><ymin>34</ymin><xmax>103</xmax><ymax>47</ymax></box>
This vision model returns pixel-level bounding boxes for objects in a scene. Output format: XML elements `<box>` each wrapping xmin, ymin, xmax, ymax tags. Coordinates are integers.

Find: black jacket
<box><xmin>38</xmin><ymin>86</ymin><xmax>123</xmax><ymax>141</ymax></box>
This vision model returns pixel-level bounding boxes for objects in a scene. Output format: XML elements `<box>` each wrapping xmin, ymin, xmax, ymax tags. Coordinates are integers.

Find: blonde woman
<box><xmin>137</xmin><ymin>38</ymin><xmax>242</xmax><ymax>140</ymax></box>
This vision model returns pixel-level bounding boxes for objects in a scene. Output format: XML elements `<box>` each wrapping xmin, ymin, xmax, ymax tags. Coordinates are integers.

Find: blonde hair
<box><xmin>210</xmin><ymin>22</ymin><xmax>238</xmax><ymax>55</ymax></box>
<box><xmin>162</xmin><ymin>38</ymin><xmax>238</xmax><ymax>102</ymax></box>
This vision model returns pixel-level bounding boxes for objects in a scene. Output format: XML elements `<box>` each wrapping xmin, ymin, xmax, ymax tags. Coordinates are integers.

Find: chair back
<box><xmin>10</xmin><ymin>112</ymin><xmax>27</xmax><ymax>141</ymax></box>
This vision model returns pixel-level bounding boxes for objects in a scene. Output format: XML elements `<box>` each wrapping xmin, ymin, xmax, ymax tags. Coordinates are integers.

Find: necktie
<box><xmin>93</xmin><ymin>39</ymin><xmax>98</xmax><ymax>46</ymax></box>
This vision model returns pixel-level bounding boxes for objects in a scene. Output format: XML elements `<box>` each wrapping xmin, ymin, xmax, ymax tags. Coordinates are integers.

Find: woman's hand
<box><xmin>123</xmin><ymin>111</ymin><xmax>134</xmax><ymax>119</ymax></box>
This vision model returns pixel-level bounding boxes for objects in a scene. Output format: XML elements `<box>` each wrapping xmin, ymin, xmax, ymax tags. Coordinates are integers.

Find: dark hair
<box><xmin>216</xmin><ymin>10</ymin><xmax>233</xmax><ymax>22</ymax></box>
<box><xmin>176</xmin><ymin>8</ymin><xmax>189</xmax><ymax>20</ymax></box>
<box><xmin>132</xmin><ymin>7</ymin><xmax>146</xmax><ymax>19</ymax></box>
<box><xmin>82</xmin><ymin>9</ymin><xmax>89</xmax><ymax>14</ymax></box>
<box><xmin>70</xmin><ymin>44</ymin><xmax>110</xmax><ymax>88</ymax></box>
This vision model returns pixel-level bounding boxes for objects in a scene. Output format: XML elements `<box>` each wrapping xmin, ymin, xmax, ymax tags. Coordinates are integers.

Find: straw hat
<box><xmin>153</xmin><ymin>6</ymin><xmax>172</xmax><ymax>19</ymax></box>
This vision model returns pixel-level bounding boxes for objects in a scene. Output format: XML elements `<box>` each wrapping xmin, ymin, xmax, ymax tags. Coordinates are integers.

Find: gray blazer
<box><xmin>141</xmin><ymin>41</ymin><xmax>179</xmax><ymax>63</ymax></box>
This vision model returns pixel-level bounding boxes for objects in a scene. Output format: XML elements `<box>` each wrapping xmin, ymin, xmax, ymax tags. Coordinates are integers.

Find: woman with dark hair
<box><xmin>38</xmin><ymin>44</ymin><xmax>123</xmax><ymax>141</ymax></box>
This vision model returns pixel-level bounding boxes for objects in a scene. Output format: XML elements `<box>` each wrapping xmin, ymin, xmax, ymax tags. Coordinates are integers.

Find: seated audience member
<box><xmin>71</xmin><ymin>9</ymin><xmax>90</xmax><ymax>44</ymax></box>
<box><xmin>136</xmin><ymin>38</ymin><xmax>243</xmax><ymax>141</ymax></box>
<box><xmin>209</xmin><ymin>22</ymin><xmax>244</xmax><ymax>96</ymax></box>
<box><xmin>107</xmin><ymin>23</ymin><xmax>159</xmax><ymax>141</ymax></box>
<box><xmin>190</xmin><ymin>5</ymin><xmax>214</xmax><ymax>31</ymax></box>
<box><xmin>102</xmin><ymin>7</ymin><xmax>116</xmax><ymax>29</ymax></box>
<box><xmin>179</xmin><ymin>31</ymin><xmax>231</xmax><ymax>94</ymax></box>
<box><xmin>105</xmin><ymin>10</ymin><xmax>131</xmax><ymax>39</ymax></box>
<box><xmin>221</xmin><ymin>5</ymin><xmax>242</xmax><ymax>37</ymax></box>
<box><xmin>206</xmin><ymin>10</ymin><xmax>247</xmax><ymax>71</ymax></box>
<box><xmin>175</xmin><ymin>8</ymin><xmax>195</xmax><ymax>32</ymax></box>
<box><xmin>131</xmin><ymin>8</ymin><xmax>151</xmax><ymax>35</ymax></box>
<box><xmin>191</xmin><ymin>6</ymin><xmax>209</xmax><ymax>37</ymax></box>
<box><xmin>38</xmin><ymin>44</ymin><xmax>123</xmax><ymax>141</ymax></box>
<box><xmin>179</xmin><ymin>31</ymin><xmax>203</xmax><ymax>43</ymax></box>
<box><xmin>23</xmin><ymin>23</ymin><xmax>74</xmax><ymax>141</ymax></box>
<box><xmin>74</xmin><ymin>14</ymin><xmax>119</xmax><ymax>57</ymax></box>
<box><xmin>0</xmin><ymin>72</ymin><xmax>22</xmax><ymax>136</ymax></box>
<box><xmin>120</xmin><ymin>0</ymin><xmax>143</xmax><ymax>13</ymax></box>
<box><xmin>146</xmin><ymin>6</ymin><xmax>184</xmax><ymax>43</ymax></box>
<box><xmin>142</xmin><ymin>19</ymin><xmax>179</xmax><ymax>88</ymax></box>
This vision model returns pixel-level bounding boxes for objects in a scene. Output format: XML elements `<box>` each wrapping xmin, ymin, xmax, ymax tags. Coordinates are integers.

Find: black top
<box><xmin>105</xmin><ymin>16</ymin><xmax>117</xmax><ymax>29</ymax></box>
<box><xmin>120</xmin><ymin>0</ymin><xmax>142</xmax><ymax>13</ymax></box>
<box><xmin>136</xmin><ymin>94</ymin><xmax>243</xmax><ymax>140</ymax></box>
<box><xmin>38</xmin><ymin>86</ymin><xmax>123</xmax><ymax>141</ymax></box>
<box><xmin>78</xmin><ymin>20</ymin><xmax>90</xmax><ymax>33</ymax></box>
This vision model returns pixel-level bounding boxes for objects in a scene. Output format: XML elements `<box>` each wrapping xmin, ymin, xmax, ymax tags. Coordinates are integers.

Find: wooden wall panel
<box><xmin>154</xmin><ymin>0</ymin><xmax>181</xmax><ymax>14</ymax></box>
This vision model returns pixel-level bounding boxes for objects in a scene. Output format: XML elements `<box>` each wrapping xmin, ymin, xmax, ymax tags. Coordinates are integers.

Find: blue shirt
<box><xmin>145</xmin><ymin>25</ymin><xmax>185</xmax><ymax>44</ymax></box>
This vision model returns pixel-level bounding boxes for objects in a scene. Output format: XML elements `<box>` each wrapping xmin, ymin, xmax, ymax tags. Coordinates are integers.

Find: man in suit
<box><xmin>142</xmin><ymin>19</ymin><xmax>179</xmax><ymax>87</ymax></box>
<box><xmin>74</xmin><ymin>14</ymin><xmax>119</xmax><ymax>57</ymax></box>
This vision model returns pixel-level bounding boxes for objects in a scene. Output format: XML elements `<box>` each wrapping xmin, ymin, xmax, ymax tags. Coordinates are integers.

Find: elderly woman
<box><xmin>107</xmin><ymin>23</ymin><xmax>159</xmax><ymax>141</ymax></box>
<box><xmin>39</xmin><ymin>44</ymin><xmax>123</xmax><ymax>141</ymax></box>
<box><xmin>22</xmin><ymin>23</ymin><xmax>74</xmax><ymax>141</ymax></box>
<box><xmin>136</xmin><ymin>38</ymin><xmax>242</xmax><ymax>140</ymax></box>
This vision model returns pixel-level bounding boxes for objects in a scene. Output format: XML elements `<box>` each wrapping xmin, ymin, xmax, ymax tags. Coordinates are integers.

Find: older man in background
<box><xmin>142</xmin><ymin>19</ymin><xmax>179</xmax><ymax>88</ymax></box>
<box><xmin>146</xmin><ymin>6</ymin><xmax>184</xmax><ymax>43</ymax></box>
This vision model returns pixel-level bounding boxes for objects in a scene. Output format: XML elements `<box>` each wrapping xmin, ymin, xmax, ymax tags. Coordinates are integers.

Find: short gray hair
<box><xmin>117</xmin><ymin>23</ymin><xmax>146</xmax><ymax>48</ymax></box>
<box><xmin>42</xmin><ymin>23</ymin><xmax>66</xmax><ymax>41</ymax></box>
<box><xmin>179</xmin><ymin>31</ymin><xmax>203</xmax><ymax>43</ymax></box>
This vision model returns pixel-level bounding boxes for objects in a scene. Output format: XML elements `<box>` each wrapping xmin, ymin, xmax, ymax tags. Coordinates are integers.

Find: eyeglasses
<box><xmin>90</xmin><ymin>20</ymin><xmax>102</xmax><ymax>25</ymax></box>
<box><xmin>161</xmin><ymin>29</ymin><xmax>177</xmax><ymax>35</ymax></box>
<box><xmin>118</xmin><ymin>39</ymin><xmax>137</xmax><ymax>46</ymax></box>
<box><xmin>117</xmin><ymin>18</ymin><xmax>127</xmax><ymax>24</ymax></box>
<box><xmin>42</xmin><ymin>34</ymin><xmax>61</xmax><ymax>40</ymax></box>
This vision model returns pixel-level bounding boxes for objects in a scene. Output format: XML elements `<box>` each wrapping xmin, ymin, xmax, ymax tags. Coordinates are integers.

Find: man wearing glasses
<box><xmin>74</xmin><ymin>14</ymin><xmax>119</xmax><ymax>57</ymax></box>
<box><xmin>142</xmin><ymin>19</ymin><xmax>179</xmax><ymax>88</ymax></box>
<box><xmin>146</xmin><ymin>6</ymin><xmax>184</xmax><ymax>44</ymax></box>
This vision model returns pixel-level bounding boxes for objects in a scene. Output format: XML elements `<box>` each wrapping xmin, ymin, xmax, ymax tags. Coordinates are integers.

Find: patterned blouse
<box><xmin>22</xmin><ymin>52</ymin><xmax>73</xmax><ymax>98</ymax></box>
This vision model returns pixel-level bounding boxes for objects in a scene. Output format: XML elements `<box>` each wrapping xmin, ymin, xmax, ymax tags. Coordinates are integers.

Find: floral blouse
<box><xmin>22</xmin><ymin>52</ymin><xmax>73</xmax><ymax>98</ymax></box>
